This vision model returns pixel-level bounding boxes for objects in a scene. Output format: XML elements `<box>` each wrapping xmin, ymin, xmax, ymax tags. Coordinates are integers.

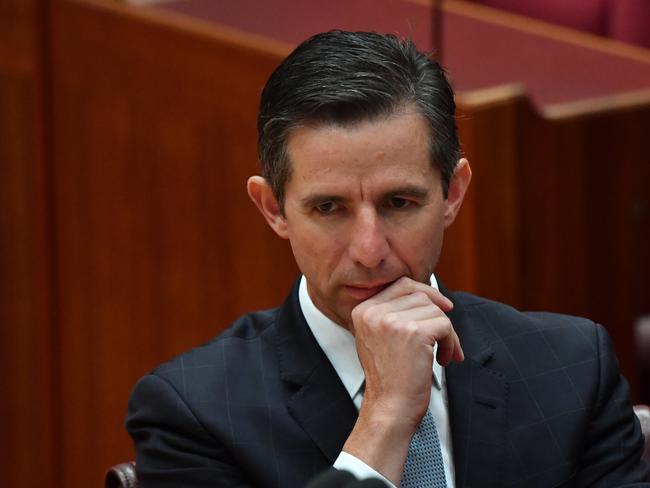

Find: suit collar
<box><xmin>440</xmin><ymin>283</ymin><xmax>510</xmax><ymax>488</ymax></box>
<box><xmin>274</xmin><ymin>279</ymin><xmax>358</xmax><ymax>463</ymax></box>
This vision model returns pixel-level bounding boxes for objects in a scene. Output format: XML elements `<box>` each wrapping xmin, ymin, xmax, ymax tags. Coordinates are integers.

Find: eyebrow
<box><xmin>299</xmin><ymin>185</ymin><xmax>431</xmax><ymax>208</ymax></box>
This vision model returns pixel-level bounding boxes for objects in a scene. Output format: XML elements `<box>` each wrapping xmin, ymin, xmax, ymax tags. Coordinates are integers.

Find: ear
<box><xmin>247</xmin><ymin>176</ymin><xmax>289</xmax><ymax>239</ymax></box>
<box><xmin>443</xmin><ymin>158</ymin><xmax>472</xmax><ymax>228</ymax></box>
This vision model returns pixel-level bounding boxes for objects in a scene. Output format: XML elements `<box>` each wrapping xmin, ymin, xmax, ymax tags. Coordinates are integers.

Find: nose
<box><xmin>348</xmin><ymin>206</ymin><xmax>390</xmax><ymax>268</ymax></box>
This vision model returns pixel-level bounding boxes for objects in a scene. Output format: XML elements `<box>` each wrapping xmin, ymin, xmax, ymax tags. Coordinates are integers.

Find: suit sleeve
<box><xmin>576</xmin><ymin>323</ymin><xmax>650</xmax><ymax>487</ymax></box>
<box><xmin>126</xmin><ymin>373</ymin><xmax>252</xmax><ymax>488</ymax></box>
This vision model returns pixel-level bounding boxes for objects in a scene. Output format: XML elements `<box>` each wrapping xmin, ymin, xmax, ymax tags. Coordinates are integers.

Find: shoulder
<box><xmin>149</xmin><ymin>306</ymin><xmax>282</xmax><ymax>388</ymax></box>
<box><xmin>448</xmin><ymin>292</ymin><xmax>627</xmax><ymax>425</ymax></box>
<box><xmin>127</xmin><ymin>306</ymin><xmax>286</xmax><ymax>433</ymax></box>
<box><xmin>449</xmin><ymin>291</ymin><xmax>610</xmax><ymax>369</ymax></box>
<box><xmin>451</xmin><ymin>290</ymin><xmax>600</xmax><ymax>336</ymax></box>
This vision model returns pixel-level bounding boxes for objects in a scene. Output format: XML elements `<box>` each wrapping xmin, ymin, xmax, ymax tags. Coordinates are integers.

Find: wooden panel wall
<box><xmin>440</xmin><ymin>89</ymin><xmax>650</xmax><ymax>393</ymax></box>
<box><xmin>518</xmin><ymin>99</ymin><xmax>650</xmax><ymax>390</ymax></box>
<box><xmin>49</xmin><ymin>1</ymin><xmax>296</xmax><ymax>486</ymax></box>
<box><xmin>1</xmin><ymin>0</ymin><xmax>648</xmax><ymax>487</ymax></box>
<box><xmin>0</xmin><ymin>0</ymin><xmax>56</xmax><ymax>487</ymax></box>
<box><xmin>438</xmin><ymin>89</ymin><xmax>525</xmax><ymax>303</ymax></box>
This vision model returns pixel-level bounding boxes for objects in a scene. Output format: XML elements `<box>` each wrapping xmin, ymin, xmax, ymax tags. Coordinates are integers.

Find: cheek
<box><xmin>395</xmin><ymin>215</ymin><xmax>445</xmax><ymax>272</ymax></box>
<box><xmin>288</xmin><ymin>230</ymin><xmax>331</xmax><ymax>272</ymax></box>
<box><xmin>290</xmin><ymin>232</ymin><xmax>348</xmax><ymax>285</ymax></box>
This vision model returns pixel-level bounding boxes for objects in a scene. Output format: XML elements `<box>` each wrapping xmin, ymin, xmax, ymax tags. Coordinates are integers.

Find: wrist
<box><xmin>342</xmin><ymin>402</ymin><xmax>418</xmax><ymax>485</ymax></box>
<box><xmin>361</xmin><ymin>389</ymin><xmax>428</xmax><ymax>430</ymax></box>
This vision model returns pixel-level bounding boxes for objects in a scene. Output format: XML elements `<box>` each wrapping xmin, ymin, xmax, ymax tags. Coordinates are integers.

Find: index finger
<box><xmin>436</xmin><ymin>327</ymin><xmax>464</xmax><ymax>366</ymax></box>
<box><xmin>365</xmin><ymin>276</ymin><xmax>454</xmax><ymax>312</ymax></box>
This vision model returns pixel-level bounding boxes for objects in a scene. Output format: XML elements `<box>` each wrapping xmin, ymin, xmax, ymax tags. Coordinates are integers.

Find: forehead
<box><xmin>284</xmin><ymin>110</ymin><xmax>437</xmax><ymax>196</ymax></box>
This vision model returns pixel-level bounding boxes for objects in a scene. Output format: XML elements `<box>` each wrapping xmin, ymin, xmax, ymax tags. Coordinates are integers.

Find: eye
<box><xmin>315</xmin><ymin>201</ymin><xmax>338</xmax><ymax>214</ymax></box>
<box><xmin>388</xmin><ymin>197</ymin><xmax>411</xmax><ymax>209</ymax></box>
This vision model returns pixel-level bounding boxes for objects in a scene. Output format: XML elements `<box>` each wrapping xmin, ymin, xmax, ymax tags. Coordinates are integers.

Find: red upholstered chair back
<box><xmin>607</xmin><ymin>0</ymin><xmax>650</xmax><ymax>48</ymax></box>
<box><xmin>477</xmin><ymin>0</ymin><xmax>609</xmax><ymax>34</ymax></box>
<box><xmin>468</xmin><ymin>0</ymin><xmax>650</xmax><ymax>48</ymax></box>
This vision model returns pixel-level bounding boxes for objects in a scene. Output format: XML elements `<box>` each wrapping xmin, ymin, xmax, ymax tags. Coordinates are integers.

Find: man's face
<box><xmin>249</xmin><ymin>109</ymin><xmax>469</xmax><ymax>329</ymax></box>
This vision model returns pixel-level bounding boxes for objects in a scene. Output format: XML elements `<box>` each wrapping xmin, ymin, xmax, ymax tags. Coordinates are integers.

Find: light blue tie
<box><xmin>400</xmin><ymin>409</ymin><xmax>447</xmax><ymax>488</ymax></box>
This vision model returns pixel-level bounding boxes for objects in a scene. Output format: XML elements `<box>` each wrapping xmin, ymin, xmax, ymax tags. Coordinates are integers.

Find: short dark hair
<box><xmin>257</xmin><ymin>30</ymin><xmax>460</xmax><ymax>209</ymax></box>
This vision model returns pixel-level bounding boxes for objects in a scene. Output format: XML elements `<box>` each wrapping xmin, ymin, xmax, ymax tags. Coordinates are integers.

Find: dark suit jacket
<box><xmin>127</xmin><ymin>281</ymin><xmax>649</xmax><ymax>487</ymax></box>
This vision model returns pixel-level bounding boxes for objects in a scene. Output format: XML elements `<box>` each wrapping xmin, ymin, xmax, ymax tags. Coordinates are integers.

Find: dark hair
<box><xmin>258</xmin><ymin>30</ymin><xmax>460</xmax><ymax>209</ymax></box>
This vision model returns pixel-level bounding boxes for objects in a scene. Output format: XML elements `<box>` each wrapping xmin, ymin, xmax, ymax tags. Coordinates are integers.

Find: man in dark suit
<box><xmin>126</xmin><ymin>31</ymin><xmax>649</xmax><ymax>487</ymax></box>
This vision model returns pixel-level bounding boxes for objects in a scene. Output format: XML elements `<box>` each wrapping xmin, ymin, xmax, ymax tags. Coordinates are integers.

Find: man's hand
<box><xmin>342</xmin><ymin>277</ymin><xmax>463</xmax><ymax>485</ymax></box>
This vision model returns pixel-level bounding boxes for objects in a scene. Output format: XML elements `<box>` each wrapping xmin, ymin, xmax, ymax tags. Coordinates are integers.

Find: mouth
<box><xmin>343</xmin><ymin>281</ymin><xmax>395</xmax><ymax>301</ymax></box>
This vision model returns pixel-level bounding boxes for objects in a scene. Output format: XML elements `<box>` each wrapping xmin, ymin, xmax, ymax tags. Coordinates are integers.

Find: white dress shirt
<box><xmin>298</xmin><ymin>275</ymin><xmax>456</xmax><ymax>487</ymax></box>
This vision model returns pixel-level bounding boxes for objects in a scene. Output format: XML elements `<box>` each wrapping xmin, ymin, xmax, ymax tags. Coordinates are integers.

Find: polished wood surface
<box><xmin>1</xmin><ymin>0</ymin><xmax>648</xmax><ymax>486</ymax></box>
<box><xmin>50</xmin><ymin>0</ymin><xmax>296</xmax><ymax>485</ymax></box>
<box><xmin>445</xmin><ymin>88</ymin><xmax>650</xmax><ymax>392</ymax></box>
<box><xmin>438</xmin><ymin>88</ymin><xmax>525</xmax><ymax>303</ymax></box>
<box><xmin>0</xmin><ymin>0</ymin><xmax>56</xmax><ymax>487</ymax></box>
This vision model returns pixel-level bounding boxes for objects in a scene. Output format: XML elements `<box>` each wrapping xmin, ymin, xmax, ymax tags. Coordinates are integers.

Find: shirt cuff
<box><xmin>333</xmin><ymin>451</ymin><xmax>396</xmax><ymax>488</ymax></box>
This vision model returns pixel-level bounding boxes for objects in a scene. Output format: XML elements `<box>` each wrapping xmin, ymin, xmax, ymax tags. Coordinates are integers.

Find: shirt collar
<box><xmin>298</xmin><ymin>275</ymin><xmax>443</xmax><ymax>400</ymax></box>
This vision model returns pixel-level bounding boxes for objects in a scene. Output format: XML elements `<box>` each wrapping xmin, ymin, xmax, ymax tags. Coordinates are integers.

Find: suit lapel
<box><xmin>273</xmin><ymin>279</ymin><xmax>512</xmax><ymax>481</ymax></box>
<box><xmin>442</xmin><ymin>285</ymin><xmax>510</xmax><ymax>488</ymax></box>
<box><xmin>274</xmin><ymin>280</ymin><xmax>358</xmax><ymax>463</ymax></box>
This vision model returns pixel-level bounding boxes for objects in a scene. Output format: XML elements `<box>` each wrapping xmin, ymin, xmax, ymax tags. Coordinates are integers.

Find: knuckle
<box><xmin>403</xmin><ymin>320</ymin><xmax>419</xmax><ymax>335</ymax></box>
<box><xmin>434</xmin><ymin>317</ymin><xmax>453</xmax><ymax>335</ymax></box>
<box><xmin>412</xmin><ymin>290</ymin><xmax>430</xmax><ymax>304</ymax></box>
<box><xmin>351</xmin><ymin>305</ymin><xmax>363</xmax><ymax>321</ymax></box>
<box><xmin>396</xmin><ymin>276</ymin><xmax>411</xmax><ymax>287</ymax></box>
<box><xmin>383</xmin><ymin>312</ymin><xmax>399</xmax><ymax>328</ymax></box>
<box><xmin>361</xmin><ymin>306</ymin><xmax>378</xmax><ymax>325</ymax></box>
<box><xmin>351</xmin><ymin>307</ymin><xmax>366</xmax><ymax>327</ymax></box>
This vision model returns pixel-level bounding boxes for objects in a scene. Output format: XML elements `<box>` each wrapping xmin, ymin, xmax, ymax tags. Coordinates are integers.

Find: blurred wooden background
<box><xmin>1</xmin><ymin>0</ymin><xmax>649</xmax><ymax>486</ymax></box>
